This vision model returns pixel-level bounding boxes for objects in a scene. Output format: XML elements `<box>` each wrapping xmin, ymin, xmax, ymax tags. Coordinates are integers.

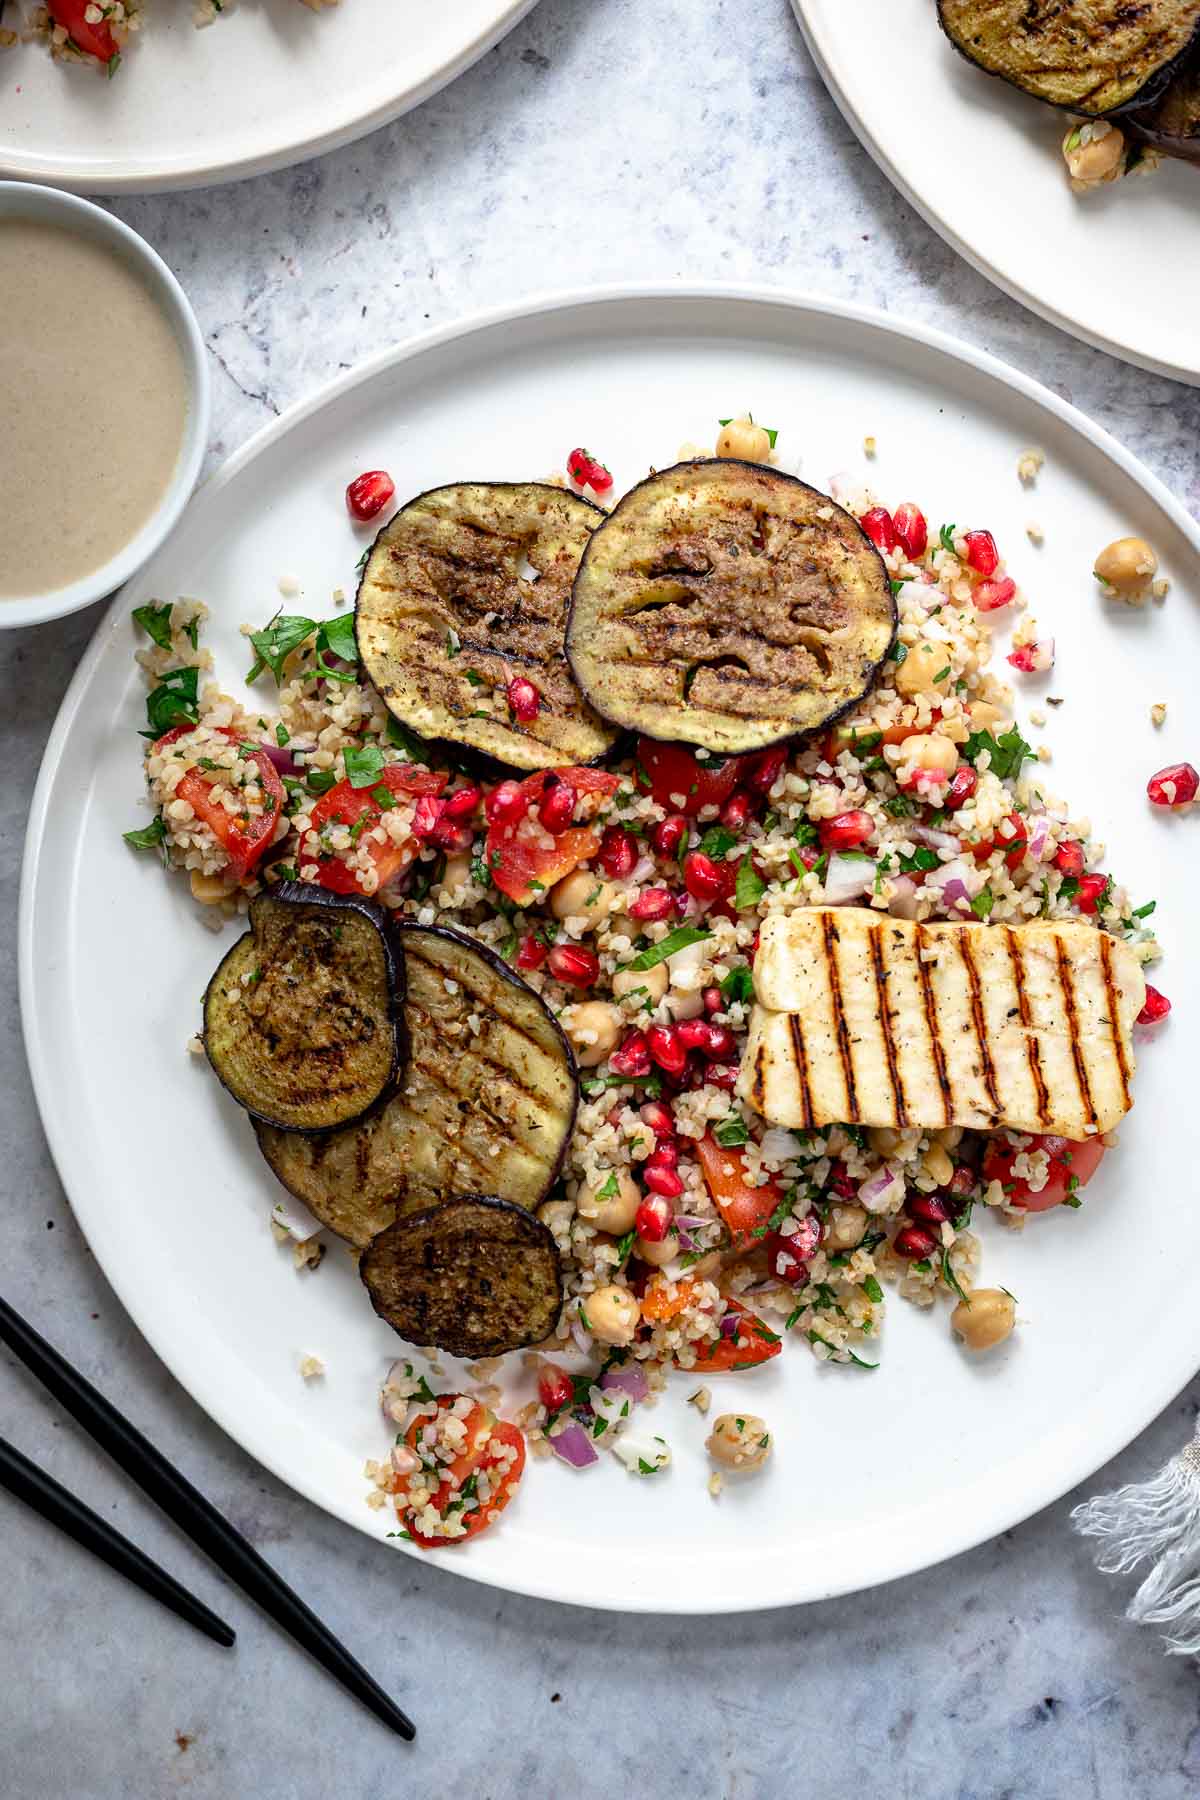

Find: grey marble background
<box><xmin>3</xmin><ymin>1</ymin><xmax>1199</xmax><ymax>1795</ymax></box>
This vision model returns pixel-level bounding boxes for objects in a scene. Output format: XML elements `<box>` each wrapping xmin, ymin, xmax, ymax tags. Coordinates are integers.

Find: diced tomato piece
<box><xmin>690</xmin><ymin>1301</ymin><xmax>782</xmax><ymax>1372</ymax></box>
<box><xmin>694</xmin><ymin>1133</ymin><xmax>781</xmax><ymax>1249</ymax></box>
<box><xmin>641</xmin><ymin>1276</ymin><xmax>697</xmax><ymax>1323</ymax></box>
<box><xmin>971</xmin><ymin>812</ymin><xmax>1028</xmax><ymax>871</ymax></box>
<box><xmin>308</xmin><ymin>761</ymin><xmax>446</xmax><ymax>895</ymax></box>
<box><xmin>981</xmin><ymin>1133</ymin><xmax>1105</xmax><ymax>1213</ymax></box>
<box><xmin>486</xmin><ymin>766</ymin><xmax>619</xmax><ymax>906</ymax></box>
<box><xmin>155</xmin><ymin>725</ymin><xmax>285</xmax><ymax>882</ymax></box>
<box><xmin>47</xmin><ymin>0</ymin><xmax>117</xmax><ymax>61</ymax></box>
<box><xmin>636</xmin><ymin>738</ymin><xmax>747</xmax><ymax>817</ymax></box>
<box><xmin>397</xmin><ymin>1397</ymin><xmax>525</xmax><ymax>1548</ymax></box>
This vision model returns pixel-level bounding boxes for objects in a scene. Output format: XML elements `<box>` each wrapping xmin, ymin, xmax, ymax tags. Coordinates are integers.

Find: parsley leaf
<box><xmin>245</xmin><ymin>613</ymin><xmax>316</xmax><ymax>684</ymax></box>
<box><xmin>144</xmin><ymin>665</ymin><xmax>199</xmax><ymax>736</ymax></box>
<box><xmin>696</xmin><ymin>825</ymin><xmax>738</xmax><ymax>861</ymax></box>
<box><xmin>385</xmin><ymin>716</ymin><xmax>432</xmax><ymax>764</ymax></box>
<box><xmin>131</xmin><ymin>601</ymin><xmax>174</xmax><ymax>651</ymax></box>
<box><xmin>938</xmin><ymin>522</ymin><xmax>957</xmax><ymax>554</ymax></box>
<box><xmin>898</xmin><ymin>846</ymin><xmax>939</xmax><ymax>874</ymax></box>
<box><xmin>971</xmin><ymin>887</ymin><xmax>995</xmax><ymax>920</ymax></box>
<box><xmin>734</xmin><ymin>859</ymin><xmax>766</xmax><ymax>912</ymax></box>
<box><xmin>343</xmin><ymin>743</ymin><xmax>386</xmax><ymax>789</ymax></box>
<box><xmin>122</xmin><ymin>816</ymin><xmax>167</xmax><ymax>857</ymax></box>
<box><xmin>713</xmin><ymin>1117</ymin><xmax>749</xmax><ymax>1148</ymax></box>
<box><xmin>720</xmin><ymin>966</ymin><xmax>755</xmax><ymax>1006</ymax></box>
<box><xmin>964</xmin><ymin>726</ymin><xmax>1033</xmax><ymax>782</ymax></box>
<box><xmin>630</xmin><ymin>926</ymin><xmax>710</xmax><ymax>972</ymax></box>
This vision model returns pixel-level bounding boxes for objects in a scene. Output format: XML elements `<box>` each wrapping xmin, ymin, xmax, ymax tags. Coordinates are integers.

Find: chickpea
<box><xmin>438</xmin><ymin>853</ymin><xmax>473</xmax><ymax>895</ymax></box>
<box><xmin>825</xmin><ymin>1203</ymin><xmax>868</xmax><ymax>1252</ymax></box>
<box><xmin>550</xmin><ymin>870</ymin><xmax>619</xmax><ymax>923</ymax></box>
<box><xmin>585</xmin><ymin>1284</ymin><xmax>641</xmax><ymax>1346</ymax></box>
<box><xmin>951</xmin><ymin>1287</ymin><xmax>1016</xmax><ymax>1352</ymax></box>
<box><xmin>563</xmin><ymin>1000</ymin><xmax>622</xmax><ymax>1068</ymax></box>
<box><xmin>894</xmin><ymin>640</ymin><xmax>952</xmax><ymax>699</ymax></box>
<box><xmin>898</xmin><ymin>731</ymin><xmax>959</xmax><ymax>778</ymax></box>
<box><xmin>706</xmin><ymin>1413</ymin><xmax>772</xmax><ymax>1472</ymax></box>
<box><xmin>1063</xmin><ymin>121</ymin><xmax>1125</xmax><ymax>188</ymax></box>
<box><xmin>868</xmin><ymin>1126</ymin><xmax>901</xmax><ymax>1155</ymax></box>
<box><xmin>684</xmin><ymin>1249</ymin><xmax>722</xmax><ymax>1280</ymax></box>
<box><xmin>934</xmin><ymin>1125</ymin><xmax>964</xmax><ymax>1150</ymax></box>
<box><xmin>966</xmin><ymin>701</ymin><xmax>1006</xmax><ymax>733</ymax></box>
<box><xmin>921</xmin><ymin>1141</ymin><xmax>954</xmax><ymax>1188</ymax></box>
<box><xmin>189</xmin><ymin>870</ymin><xmax>232</xmax><ymax>905</ymax></box>
<box><xmin>664</xmin><ymin>984</ymin><xmax>705</xmax><ymax>1022</ymax></box>
<box><xmin>715</xmin><ymin>416</ymin><xmax>772</xmax><ymax>464</ymax></box>
<box><xmin>578</xmin><ymin>1168</ymin><xmax>640</xmax><ymax>1233</ymax></box>
<box><xmin>635</xmin><ymin>1231</ymin><xmax>678</xmax><ymax>1268</ymax></box>
<box><xmin>1094</xmin><ymin>536</ymin><xmax>1158</xmax><ymax>603</ymax></box>
<box><xmin>612</xmin><ymin>962</ymin><xmax>669</xmax><ymax>1005</ymax></box>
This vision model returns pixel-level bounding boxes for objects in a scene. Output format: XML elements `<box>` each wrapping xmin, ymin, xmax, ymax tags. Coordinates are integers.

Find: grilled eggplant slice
<box><xmin>256</xmin><ymin>923</ymin><xmax>577</xmax><ymax>1247</ymax></box>
<box><xmin>938</xmin><ymin>0</ymin><xmax>1200</xmax><ymax>117</ymax></box>
<box><xmin>565</xmin><ymin>460</ymin><xmax>895</xmax><ymax>754</ymax></box>
<box><xmin>203</xmin><ymin>883</ymin><xmax>404</xmax><ymax>1134</ymax></box>
<box><xmin>355</xmin><ymin>482</ymin><xmax>619</xmax><ymax>772</ymax></box>
<box><xmin>361</xmin><ymin>1195</ymin><xmax>562</xmax><ymax>1358</ymax></box>
<box><xmin>1129</xmin><ymin>49</ymin><xmax>1200</xmax><ymax>158</ymax></box>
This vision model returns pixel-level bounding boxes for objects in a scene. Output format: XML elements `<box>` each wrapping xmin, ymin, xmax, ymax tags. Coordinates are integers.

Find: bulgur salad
<box><xmin>0</xmin><ymin>0</ymin><xmax>336</xmax><ymax>75</ymax></box>
<box><xmin>125</xmin><ymin>416</ymin><xmax>1181</xmax><ymax>1550</ymax></box>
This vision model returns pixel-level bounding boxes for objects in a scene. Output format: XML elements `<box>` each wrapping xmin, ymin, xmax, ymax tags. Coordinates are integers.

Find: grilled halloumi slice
<box><xmin>738</xmin><ymin>908</ymin><xmax>1144</xmax><ymax>1138</ymax></box>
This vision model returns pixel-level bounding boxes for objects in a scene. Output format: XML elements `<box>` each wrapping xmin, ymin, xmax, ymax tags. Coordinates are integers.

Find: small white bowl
<box><xmin>0</xmin><ymin>182</ymin><xmax>210</xmax><ymax>630</ymax></box>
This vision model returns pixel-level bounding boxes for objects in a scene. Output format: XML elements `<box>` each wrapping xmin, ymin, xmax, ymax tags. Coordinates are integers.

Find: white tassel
<box><xmin>1072</xmin><ymin>1423</ymin><xmax>1200</xmax><ymax>1657</ymax></box>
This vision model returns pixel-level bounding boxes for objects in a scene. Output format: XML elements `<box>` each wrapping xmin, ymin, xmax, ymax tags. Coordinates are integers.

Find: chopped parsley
<box><xmin>720</xmin><ymin>966</ymin><xmax>755</xmax><ymax>1006</ymax></box>
<box><xmin>305</xmin><ymin>769</ymin><xmax>337</xmax><ymax>797</ymax></box>
<box><xmin>964</xmin><ymin>726</ymin><xmax>1033</xmax><ymax>782</ymax></box>
<box><xmin>131</xmin><ymin>601</ymin><xmax>175</xmax><ymax>651</ymax></box>
<box><xmin>122</xmin><ymin>816</ymin><xmax>168</xmax><ymax>858</ymax></box>
<box><xmin>696</xmin><ymin>824</ymin><xmax>738</xmax><ymax>861</ymax></box>
<box><xmin>629</xmin><ymin>926</ymin><xmax>711</xmax><ymax>971</ymax></box>
<box><xmin>143</xmin><ymin>665</ymin><xmax>200</xmax><ymax>736</ymax></box>
<box><xmin>713</xmin><ymin>1117</ymin><xmax>749</xmax><ymax>1149</ymax></box>
<box><xmin>386</xmin><ymin>716</ymin><xmax>432</xmax><ymax>764</ymax></box>
<box><xmin>898</xmin><ymin>846</ymin><xmax>939</xmax><ymax>874</ymax></box>
<box><xmin>862</xmin><ymin>1275</ymin><xmax>884</xmax><ymax>1304</ymax></box>
<box><xmin>938</xmin><ymin>522</ymin><xmax>957</xmax><ymax>554</ymax></box>
<box><xmin>734</xmin><ymin>859</ymin><xmax>766</xmax><ymax>911</ymax></box>
<box><xmin>971</xmin><ymin>887</ymin><xmax>996</xmax><ymax>920</ymax></box>
<box><xmin>343</xmin><ymin>743</ymin><xmax>386</xmax><ymax>789</ymax></box>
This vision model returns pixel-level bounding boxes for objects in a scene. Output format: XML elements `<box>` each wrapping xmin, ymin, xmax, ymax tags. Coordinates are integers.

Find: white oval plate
<box><xmin>0</xmin><ymin>0</ymin><xmax>537</xmax><ymax>193</ymax></box>
<box><xmin>792</xmin><ymin>0</ymin><xmax>1200</xmax><ymax>386</ymax></box>
<box><xmin>21</xmin><ymin>286</ymin><xmax>1199</xmax><ymax>1613</ymax></box>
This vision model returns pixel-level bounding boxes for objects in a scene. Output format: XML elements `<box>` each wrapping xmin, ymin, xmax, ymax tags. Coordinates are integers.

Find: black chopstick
<box><xmin>0</xmin><ymin>1432</ymin><xmax>235</xmax><ymax>1648</ymax></box>
<box><xmin>0</xmin><ymin>1295</ymin><xmax>414</xmax><ymax>1741</ymax></box>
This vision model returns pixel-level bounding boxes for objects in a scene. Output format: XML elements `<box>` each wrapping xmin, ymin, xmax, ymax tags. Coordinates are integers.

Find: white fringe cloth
<box><xmin>1072</xmin><ymin>1421</ymin><xmax>1200</xmax><ymax>1658</ymax></box>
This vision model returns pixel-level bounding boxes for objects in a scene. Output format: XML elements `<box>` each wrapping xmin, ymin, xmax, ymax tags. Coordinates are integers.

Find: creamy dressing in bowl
<box><xmin>0</xmin><ymin>218</ymin><xmax>188</xmax><ymax>600</ymax></box>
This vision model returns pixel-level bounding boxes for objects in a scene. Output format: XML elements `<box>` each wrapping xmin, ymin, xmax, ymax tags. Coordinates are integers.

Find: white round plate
<box><xmin>21</xmin><ymin>286</ymin><xmax>1199</xmax><ymax>1613</ymax></box>
<box><xmin>0</xmin><ymin>0</ymin><xmax>537</xmax><ymax>193</ymax></box>
<box><xmin>792</xmin><ymin>0</ymin><xmax>1200</xmax><ymax>385</ymax></box>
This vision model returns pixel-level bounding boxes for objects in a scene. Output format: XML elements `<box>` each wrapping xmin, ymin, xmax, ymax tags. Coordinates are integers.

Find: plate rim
<box><xmin>20</xmin><ymin>281</ymin><xmax>1200</xmax><ymax>1613</ymax></box>
<box><xmin>790</xmin><ymin>0</ymin><xmax>1200</xmax><ymax>389</ymax></box>
<box><xmin>0</xmin><ymin>0</ymin><xmax>540</xmax><ymax>195</ymax></box>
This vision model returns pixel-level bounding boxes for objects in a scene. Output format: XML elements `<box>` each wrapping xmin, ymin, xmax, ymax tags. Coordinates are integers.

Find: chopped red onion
<box><xmin>823</xmin><ymin>853</ymin><xmax>876</xmax><ymax>904</ymax></box>
<box><xmin>887</xmin><ymin>875</ymin><xmax>921</xmax><ymax>920</ymax></box>
<box><xmin>719</xmin><ymin>1311</ymin><xmax>739</xmax><ymax>1340</ymax></box>
<box><xmin>858</xmin><ymin>1164</ymin><xmax>905</xmax><ymax>1214</ymax></box>
<box><xmin>570</xmin><ymin>1318</ymin><xmax>594</xmax><ymax>1355</ymax></box>
<box><xmin>549</xmin><ymin>1419</ymin><xmax>599</xmax><ymax>1469</ymax></box>
<box><xmin>907</xmin><ymin>822</ymin><xmax>959</xmax><ymax>853</ymax></box>
<box><xmin>939</xmin><ymin>877</ymin><xmax>973</xmax><ymax>913</ymax></box>
<box><xmin>1027</xmin><ymin>816</ymin><xmax>1053</xmax><ymax>862</ymax></box>
<box><xmin>599</xmin><ymin>1362</ymin><xmax>649</xmax><ymax>1403</ymax></box>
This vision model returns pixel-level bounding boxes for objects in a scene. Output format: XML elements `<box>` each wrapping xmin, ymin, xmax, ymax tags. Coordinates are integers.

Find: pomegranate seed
<box><xmin>537</xmin><ymin>1364</ymin><xmax>573</xmax><ymax>1413</ymax></box>
<box><xmin>707</xmin><ymin>1063</ymin><xmax>740</xmax><ymax>1090</ymax></box>
<box><xmin>893</xmin><ymin>1225</ymin><xmax>938</xmax><ymax>1260</ymax></box>
<box><xmin>1137</xmin><ymin>985</ymin><xmax>1171</xmax><ymax>1025</ymax></box>
<box><xmin>827</xmin><ymin>1160</ymin><xmax>857</xmax><ymax>1200</ymax></box>
<box><xmin>410</xmin><ymin>795</ymin><xmax>445</xmax><ymax>838</ymax></box>
<box><xmin>819</xmin><ymin>809</ymin><xmax>874</xmax><ymax>851</ymax></box>
<box><xmin>720</xmin><ymin>790</ymin><xmax>753</xmax><ymax>833</ymax></box>
<box><xmin>646</xmin><ymin>1136</ymin><xmax>679</xmax><ymax>1168</ymax></box>
<box><xmin>597</xmin><ymin>825</ymin><xmax>636</xmax><ymax>880</ymax></box>
<box><xmin>1054</xmin><ymin>840</ymin><xmax>1085</xmax><ymax>879</ymax></box>
<box><xmin>963</xmin><ymin>529</ymin><xmax>999</xmax><ymax>576</ymax></box>
<box><xmin>947</xmin><ymin>1167</ymin><xmax>977</xmax><ymax>1199</ymax></box>
<box><xmin>547</xmin><ymin>943</ymin><xmax>599</xmax><ymax>987</ymax></box>
<box><xmin>944</xmin><ymin>767</ymin><xmax>978</xmax><ymax>812</ymax></box>
<box><xmin>609</xmin><ymin>1030</ymin><xmax>652</xmax><ymax>1078</ymax></box>
<box><xmin>629</xmin><ymin>886</ymin><xmax>674</xmax><ymax>922</ymax></box>
<box><xmin>908</xmin><ymin>1193</ymin><xmax>951</xmax><ymax>1227</ymax></box>
<box><xmin>1007</xmin><ymin>639</ymin><xmax>1055</xmax><ymax>675</ymax></box>
<box><xmin>345</xmin><ymin>469</ymin><xmax>395</xmax><ymax>522</ymax></box>
<box><xmin>703</xmin><ymin>986</ymin><xmax>723</xmax><ymax>1014</ymax></box>
<box><xmin>644</xmin><ymin>1159</ymin><xmax>680</xmax><ymax>1202</ymax></box>
<box><xmin>646</xmin><ymin>1024</ymin><xmax>687</xmax><ymax>1076</ymax></box>
<box><xmin>1147</xmin><ymin>762</ymin><xmax>1199</xmax><ymax>808</ymax></box>
<box><xmin>678</xmin><ymin>1019</ymin><xmax>735</xmax><ymax>1059</ymax></box>
<box><xmin>640</xmin><ymin>1101</ymin><xmax>675</xmax><ymax>1135</ymax></box>
<box><xmin>484</xmin><ymin>780</ymin><xmax>527</xmax><ymax>826</ymax></box>
<box><xmin>893</xmin><ymin>502</ymin><xmax>928</xmax><ymax>559</ymax></box>
<box><xmin>1075</xmin><ymin>873</ymin><xmax>1110</xmax><ymax>915</ymax></box>
<box><xmin>507</xmin><ymin>676</ymin><xmax>540</xmax><ymax>723</ymax></box>
<box><xmin>675</xmin><ymin>1019</ymin><xmax>710</xmax><ymax>1052</ymax></box>
<box><xmin>861</xmin><ymin>507</ymin><xmax>898</xmax><ymax>554</ymax></box>
<box><xmin>538</xmin><ymin>778</ymin><xmax>577</xmax><ymax>835</ymax></box>
<box><xmin>748</xmin><ymin>747</ymin><xmax>787</xmax><ymax>794</ymax></box>
<box><xmin>443</xmin><ymin>784</ymin><xmax>482</xmax><ymax>819</ymax></box>
<box><xmin>430</xmin><ymin>817</ymin><xmax>473</xmax><ymax>853</ymax></box>
<box><xmin>653</xmin><ymin>813</ymin><xmax>689</xmax><ymax>860</ymax></box>
<box><xmin>516</xmin><ymin>933</ymin><xmax>549</xmax><ymax>971</ymax></box>
<box><xmin>973</xmin><ymin>576</ymin><xmax>1016</xmax><ymax>613</ymax></box>
<box><xmin>771</xmin><ymin>1240</ymin><xmax>808</xmax><ymax>1284</ymax></box>
<box><xmin>683</xmin><ymin>850</ymin><xmax>729</xmax><ymax>902</ymax></box>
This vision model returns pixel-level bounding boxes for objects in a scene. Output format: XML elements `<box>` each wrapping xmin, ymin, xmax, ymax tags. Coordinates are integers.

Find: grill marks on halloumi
<box><xmin>739</xmin><ymin>909</ymin><xmax>1144</xmax><ymax>1138</ymax></box>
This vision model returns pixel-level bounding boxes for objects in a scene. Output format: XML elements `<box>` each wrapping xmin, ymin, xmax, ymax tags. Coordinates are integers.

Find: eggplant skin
<box><xmin>203</xmin><ymin>883</ymin><xmax>404</xmax><ymax>1136</ymax></box>
<box><xmin>1129</xmin><ymin>48</ymin><xmax>1200</xmax><ymax>156</ymax></box>
<box><xmin>565</xmin><ymin>459</ymin><xmax>896</xmax><ymax>755</ymax></box>
<box><xmin>256</xmin><ymin>921</ymin><xmax>578</xmax><ymax>1248</ymax></box>
<box><xmin>938</xmin><ymin>0</ymin><xmax>1200</xmax><ymax>116</ymax></box>
<box><xmin>355</xmin><ymin>481</ymin><xmax>619</xmax><ymax>773</ymax></box>
<box><xmin>360</xmin><ymin>1195</ymin><xmax>562</xmax><ymax>1360</ymax></box>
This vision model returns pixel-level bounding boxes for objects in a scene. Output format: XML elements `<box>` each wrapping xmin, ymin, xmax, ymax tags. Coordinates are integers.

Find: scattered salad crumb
<box><xmin>1026</xmin><ymin>522</ymin><xmax>1044</xmax><ymax>546</ymax></box>
<box><xmin>706</xmin><ymin>1413</ymin><xmax>772</xmax><ymax>1473</ymax></box>
<box><xmin>299</xmin><ymin>1354</ymin><xmax>325</xmax><ymax>1381</ymax></box>
<box><xmin>708</xmin><ymin>1471</ymin><xmax>723</xmax><ymax>1499</ymax></box>
<box><xmin>1151</xmin><ymin>703</ymin><xmax>1167</xmax><ymax>728</ymax></box>
<box><xmin>687</xmin><ymin>1385</ymin><xmax>712</xmax><ymax>1415</ymax></box>
<box><xmin>1017</xmin><ymin>449</ymin><xmax>1045</xmax><ymax>485</ymax></box>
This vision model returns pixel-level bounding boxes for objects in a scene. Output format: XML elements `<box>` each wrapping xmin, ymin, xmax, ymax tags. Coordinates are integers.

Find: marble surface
<box><xmin>3</xmin><ymin>0</ymin><xmax>1199</xmax><ymax>1793</ymax></box>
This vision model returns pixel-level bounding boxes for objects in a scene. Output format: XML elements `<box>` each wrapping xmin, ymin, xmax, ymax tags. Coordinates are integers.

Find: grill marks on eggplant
<box><xmin>566</xmin><ymin>461</ymin><xmax>895</xmax><ymax>753</ymax></box>
<box><xmin>256</xmin><ymin>923</ymin><xmax>576</xmax><ymax>1250</ymax></box>
<box><xmin>360</xmin><ymin>1197</ymin><xmax>563</xmax><ymax>1359</ymax></box>
<box><xmin>938</xmin><ymin>0</ymin><xmax>1200</xmax><ymax>115</ymax></box>
<box><xmin>355</xmin><ymin>482</ymin><xmax>618</xmax><ymax>771</ymax></box>
<box><xmin>203</xmin><ymin>884</ymin><xmax>403</xmax><ymax>1134</ymax></box>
